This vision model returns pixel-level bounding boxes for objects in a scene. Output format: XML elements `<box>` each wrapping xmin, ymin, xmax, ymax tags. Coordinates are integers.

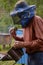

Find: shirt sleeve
<box><xmin>28</xmin><ymin>16</ymin><xmax>43</xmax><ymax>53</ymax></box>
<box><xmin>13</xmin><ymin>16</ymin><xmax>43</xmax><ymax>53</ymax></box>
<box><xmin>15</xmin><ymin>16</ymin><xmax>43</xmax><ymax>51</ymax></box>
<box><xmin>33</xmin><ymin>16</ymin><xmax>43</xmax><ymax>40</ymax></box>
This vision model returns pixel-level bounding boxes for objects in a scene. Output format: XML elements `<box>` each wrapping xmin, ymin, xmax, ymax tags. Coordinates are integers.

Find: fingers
<box><xmin>14</xmin><ymin>41</ymin><xmax>20</xmax><ymax>48</ymax></box>
<box><xmin>9</xmin><ymin>27</ymin><xmax>17</xmax><ymax>38</ymax></box>
<box><xmin>9</xmin><ymin>27</ymin><xmax>15</xmax><ymax>33</ymax></box>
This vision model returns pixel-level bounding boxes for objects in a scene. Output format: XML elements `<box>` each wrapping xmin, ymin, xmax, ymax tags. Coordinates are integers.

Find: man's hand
<box><xmin>14</xmin><ymin>41</ymin><xmax>31</xmax><ymax>49</ymax></box>
<box><xmin>14</xmin><ymin>41</ymin><xmax>24</xmax><ymax>49</ymax></box>
<box><xmin>9</xmin><ymin>27</ymin><xmax>17</xmax><ymax>38</ymax></box>
<box><xmin>9</xmin><ymin>27</ymin><xmax>24</xmax><ymax>41</ymax></box>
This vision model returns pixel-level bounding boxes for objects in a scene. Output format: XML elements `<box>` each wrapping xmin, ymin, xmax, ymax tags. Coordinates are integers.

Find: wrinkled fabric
<box><xmin>23</xmin><ymin>15</ymin><xmax>43</xmax><ymax>54</ymax></box>
<box><xmin>15</xmin><ymin>15</ymin><xmax>43</xmax><ymax>53</ymax></box>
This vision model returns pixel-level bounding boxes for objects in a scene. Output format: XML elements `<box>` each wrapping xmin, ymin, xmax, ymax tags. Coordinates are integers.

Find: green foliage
<box><xmin>0</xmin><ymin>12</ymin><xmax>13</xmax><ymax>32</ymax></box>
<box><xmin>0</xmin><ymin>0</ymin><xmax>17</xmax><ymax>12</ymax></box>
<box><xmin>0</xmin><ymin>0</ymin><xmax>43</xmax><ymax>17</ymax></box>
<box><xmin>0</xmin><ymin>0</ymin><xmax>43</xmax><ymax>32</ymax></box>
<box><xmin>26</xmin><ymin>0</ymin><xmax>43</xmax><ymax>18</ymax></box>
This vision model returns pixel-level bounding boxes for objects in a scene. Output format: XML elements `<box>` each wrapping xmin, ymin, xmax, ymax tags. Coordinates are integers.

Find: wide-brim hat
<box><xmin>10</xmin><ymin>1</ymin><xmax>36</xmax><ymax>16</ymax></box>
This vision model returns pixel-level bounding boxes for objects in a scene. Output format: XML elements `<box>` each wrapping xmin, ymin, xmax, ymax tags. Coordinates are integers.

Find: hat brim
<box><xmin>10</xmin><ymin>5</ymin><xmax>36</xmax><ymax>16</ymax></box>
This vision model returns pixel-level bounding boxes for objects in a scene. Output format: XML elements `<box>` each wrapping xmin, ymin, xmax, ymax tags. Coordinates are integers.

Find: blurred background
<box><xmin>0</xmin><ymin>0</ymin><xmax>43</xmax><ymax>33</ymax></box>
<box><xmin>0</xmin><ymin>0</ymin><xmax>43</xmax><ymax>65</ymax></box>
